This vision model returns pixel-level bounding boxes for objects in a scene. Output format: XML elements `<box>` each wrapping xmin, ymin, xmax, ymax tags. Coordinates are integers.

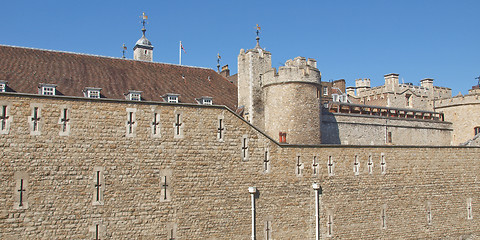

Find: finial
<box><xmin>255</xmin><ymin>24</ymin><xmax>261</xmax><ymax>48</ymax></box>
<box><xmin>217</xmin><ymin>53</ymin><xmax>221</xmax><ymax>72</ymax></box>
<box><xmin>122</xmin><ymin>44</ymin><xmax>127</xmax><ymax>59</ymax></box>
<box><xmin>140</xmin><ymin>12</ymin><xmax>148</xmax><ymax>36</ymax></box>
<box><xmin>476</xmin><ymin>76</ymin><xmax>480</xmax><ymax>86</ymax></box>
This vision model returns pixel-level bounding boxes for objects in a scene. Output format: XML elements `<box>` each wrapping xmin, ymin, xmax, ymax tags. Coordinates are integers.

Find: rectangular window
<box><xmin>475</xmin><ymin>127</ymin><xmax>480</xmax><ymax>136</ymax></box>
<box><xmin>92</xmin><ymin>167</ymin><xmax>104</xmax><ymax>205</ymax></box>
<box><xmin>387</xmin><ymin>132</ymin><xmax>392</xmax><ymax>144</ymax></box>
<box><xmin>381</xmin><ymin>154</ymin><xmax>386</xmax><ymax>174</ymax></box>
<box><xmin>88</xmin><ymin>90</ymin><xmax>100</xmax><ymax>98</ymax></box>
<box><xmin>323</xmin><ymin>86</ymin><xmax>328</xmax><ymax>96</ymax></box>
<box><xmin>130</xmin><ymin>93</ymin><xmax>141</xmax><ymax>101</ymax></box>
<box><xmin>151</xmin><ymin>111</ymin><xmax>161</xmax><ymax>137</ymax></box>
<box><xmin>353</xmin><ymin>155</ymin><xmax>360</xmax><ymax>176</ymax></box>
<box><xmin>42</xmin><ymin>87</ymin><xmax>55</xmax><ymax>95</ymax></box>
<box><xmin>203</xmin><ymin>98</ymin><xmax>212</xmax><ymax>105</ymax></box>
<box><xmin>327</xmin><ymin>156</ymin><xmax>334</xmax><ymax>177</ymax></box>
<box><xmin>367</xmin><ymin>155</ymin><xmax>373</xmax><ymax>174</ymax></box>
<box><xmin>168</xmin><ymin>96</ymin><xmax>178</xmax><ymax>103</ymax></box>
<box><xmin>0</xmin><ymin>83</ymin><xmax>5</xmax><ymax>92</ymax></box>
<box><xmin>467</xmin><ymin>198</ymin><xmax>473</xmax><ymax>220</ymax></box>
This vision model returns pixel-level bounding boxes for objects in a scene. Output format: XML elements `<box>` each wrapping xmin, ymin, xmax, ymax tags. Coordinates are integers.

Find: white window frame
<box><xmin>323</xmin><ymin>86</ymin><xmax>328</xmax><ymax>96</ymax></box>
<box><xmin>126</xmin><ymin>91</ymin><xmax>142</xmax><ymax>101</ymax></box>
<box><xmin>0</xmin><ymin>81</ymin><xmax>6</xmax><ymax>92</ymax></box>
<box><xmin>202</xmin><ymin>98</ymin><xmax>212</xmax><ymax>105</ymax></box>
<box><xmin>39</xmin><ymin>84</ymin><xmax>57</xmax><ymax>96</ymax></box>
<box><xmin>167</xmin><ymin>96</ymin><xmax>178</xmax><ymax>103</ymax></box>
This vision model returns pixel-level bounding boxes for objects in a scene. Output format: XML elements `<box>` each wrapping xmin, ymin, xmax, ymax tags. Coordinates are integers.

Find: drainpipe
<box><xmin>248</xmin><ymin>187</ymin><xmax>257</xmax><ymax>240</ymax></box>
<box><xmin>312</xmin><ymin>183</ymin><xmax>321</xmax><ymax>240</ymax></box>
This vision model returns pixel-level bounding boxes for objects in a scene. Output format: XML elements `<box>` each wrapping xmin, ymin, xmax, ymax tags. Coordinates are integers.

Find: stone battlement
<box><xmin>262</xmin><ymin>57</ymin><xmax>321</xmax><ymax>87</ymax></box>
<box><xmin>435</xmin><ymin>92</ymin><xmax>480</xmax><ymax>108</ymax></box>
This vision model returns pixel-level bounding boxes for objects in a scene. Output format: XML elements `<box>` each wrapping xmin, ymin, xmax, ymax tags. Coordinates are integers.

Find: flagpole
<box><xmin>179</xmin><ymin>41</ymin><xmax>182</xmax><ymax>65</ymax></box>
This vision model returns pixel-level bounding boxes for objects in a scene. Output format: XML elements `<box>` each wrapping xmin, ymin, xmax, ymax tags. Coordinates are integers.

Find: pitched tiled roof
<box><xmin>0</xmin><ymin>45</ymin><xmax>238</xmax><ymax>109</ymax></box>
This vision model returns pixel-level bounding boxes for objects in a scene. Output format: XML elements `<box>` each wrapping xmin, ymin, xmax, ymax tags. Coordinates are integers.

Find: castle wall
<box><xmin>0</xmin><ymin>94</ymin><xmax>479</xmax><ymax>239</ymax></box>
<box><xmin>321</xmin><ymin>112</ymin><xmax>452</xmax><ymax>145</ymax></box>
<box><xmin>435</xmin><ymin>93</ymin><xmax>480</xmax><ymax>145</ymax></box>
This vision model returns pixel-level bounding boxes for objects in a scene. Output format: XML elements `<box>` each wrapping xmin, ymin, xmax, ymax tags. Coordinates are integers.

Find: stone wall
<box><xmin>0</xmin><ymin>93</ymin><xmax>479</xmax><ymax>239</ymax></box>
<box><xmin>321</xmin><ymin>112</ymin><xmax>452</xmax><ymax>145</ymax></box>
<box><xmin>435</xmin><ymin>93</ymin><xmax>480</xmax><ymax>145</ymax></box>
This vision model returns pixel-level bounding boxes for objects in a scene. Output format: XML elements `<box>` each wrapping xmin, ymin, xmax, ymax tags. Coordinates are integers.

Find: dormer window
<box><xmin>126</xmin><ymin>90</ymin><xmax>142</xmax><ymax>101</ymax></box>
<box><xmin>163</xmin><ymin>93</ymin><xmax>180</xmax><ymax>103</ymax></box>
<box><xmin>83</xmin><ymin>87</ymin><xmax>102</xmax><ymax>99</ymax></box>
<box><xmin>39</xmin><ymin>84</ymin><xmax>57</xmax><ymax>96</ymax></box>
<box><xmin>0</xmin><ymin>80</ymin><xmax>7</xmax><ymax>92</ymax></box>
<box><xmin>196</xmin><ymin>96</ymin><xmax>213</xmax><ymax>105</ymax></box>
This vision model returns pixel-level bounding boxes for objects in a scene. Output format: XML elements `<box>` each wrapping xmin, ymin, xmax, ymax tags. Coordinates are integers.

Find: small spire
<box><xmin>122</xmin><ymin>44</ymin><xmax>127</xmax><ymax>59</ymax></box>
<box><xmin>255</xmin><ymin>24</ymin><xmax>261</xmax><ymax>48</ymax></box>
<box><xmin>217</xmin><ymin>53</ymin><xmax>221</xmax><ymax>72</ymax></box>
<box><xmin>476</xmin><ymin>75</ymin><xmax>480</xmax><ymax>86</ymax></box>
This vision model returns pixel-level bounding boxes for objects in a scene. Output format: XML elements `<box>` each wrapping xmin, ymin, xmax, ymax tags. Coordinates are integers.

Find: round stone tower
<box><xmin>262</xmin><ymin>57</ymin><xmax>322</xmax><ymax>144</ymax></box>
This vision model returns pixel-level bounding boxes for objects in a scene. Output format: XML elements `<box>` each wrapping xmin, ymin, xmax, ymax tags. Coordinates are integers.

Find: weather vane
<box><xmin>217</xmin><ymin>53</ymin><xmax>221</xmax><ymax>72</ymax></box>
<box><xmin>122</xmin><ymin>44</ymin><xmax>127</xmax><ymax>59</ymax></box>
<box><xmin>140</xmin><ymin>12</ymin><xmax>148</xmax><ymax>29</ymax></box>
<box><xmin>255</xmin><ymin>24</ymin><xmax>261</xmax><ymax>48</ymax></box>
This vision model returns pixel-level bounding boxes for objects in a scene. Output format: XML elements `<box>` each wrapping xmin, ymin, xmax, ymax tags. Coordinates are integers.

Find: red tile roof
<box><xmin>0</xmin><ymin>45</ymin><xmax>238</xmax><ymax>109</ymax></box>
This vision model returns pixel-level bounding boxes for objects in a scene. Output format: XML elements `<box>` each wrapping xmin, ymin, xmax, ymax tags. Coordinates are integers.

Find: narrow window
<box><xmin>59</xmin><ymin>107</ymin><xmax>70</xmax><ymax>136</ymax></box>
<box><xmin>29</xmin><ymin>105</ymin><xmax>42</xmax><ymax>135</ymax></box>
<box><xmin>173</xmin><ymin>112</ymin><xmax>184</xmax><ymax>138</ymax></box>
<box><xmin>323</xmin><ymin>86</ymin><xmax>328</xmax><ymax>96</ymax></box>
<box><xmin>217</xmin><ymin>116</ymin><xmax>225</xmax><ymax>141</ymax></box>
<box><xmin>380</xmin><ymin>154</ymin><xmax>386</xmax><ymax>174</ymax></box>
<box><xmin>93</xmin><ymin>167</ymin><xmax>104</xmax><ymax>205</ymax></box>
<box><xmin>265</xmin><ymin>220</ymin><xmax>272</xmax><ymax>240</ymax></box>
<box><xmin>0</xmin><ymin>104</ymin><xmax>11</xmax><ymax>134</ymax></box>
<box><xmin>296</xmin><ymin>155</ymin><xmax>303</xmax><ymax>177</ymax></box>
<box><xmin>387</xmin><ymin>132</ymin><xmax>392</xmax><ymax>144</ymax></box>
<box><xmin>327</xmin><ymin>156</ymin><xmax>334</xmax><ymax>177</ymax></box>
<box><xmin>467</xmin><ymin>198</ymin><xmax>473</xmax><ymax>220</ymax></box>
<box><xmin>160</xmin><ymin>169</ymin><xmax>172</xmax><ymax>202</ymax></box>
<box><xmin>241</xmin><ymin>135</ymin><xmax>249</xmax><ymax>161</ymax></box>
<box><xmin>167</xmin><ymin>223</ymin><xmax>177</xmax><ymax>240</ymax></box>
<box><xmin>353</xmin><ymin>155</ymin><xmax>360</xmax><ymax>176</ymax></box>
<box><xmin>327</xmin><ymin>211</ymin><xmax>333</xmax><ymax>237</ymax></box>
<box><xmin>126</xmin><ymin>108</ymin><xmax>137</xmax><ymax>137</ymax></box>
<box><xmin>14</xmin><ymin>172</ymin><xmax>29</xmax><ymax>209</ymax></box>
<box><xmin>263</xmin><ymin>149</ymin><xmax>270</xmax><ymax>173</ymax></box>
<box><xmin>367</xmin><ymin>155</ymin><xmax>373</xmax><ymax>174</ymax></box>
<box><xmin>151</xmin><ymin>111</ymin><xmax>161</xmax><ymax>137</ymax></box>
<box><xmin>312</xmin><ymin>156</ymin><xmax>319</xmax><ymax>175</ymax></box>
<box><xmin>381</xmin><ymin>205</ymin><xmax>387</xmax><ymax>229</ymax></box>
<box><xmin>427</xmin><ymin>202</ymin><xmax>432</xmax><ymax>225</ymax></box>
<box><xmin>90</xmin><ymin>222</ymin><xmax>104</xmax><ymax>240</ymax></box>
<box><xmin>474</xmin><ymin>127</ymin><xmax>480</xmax><ymax>136</ymax></box>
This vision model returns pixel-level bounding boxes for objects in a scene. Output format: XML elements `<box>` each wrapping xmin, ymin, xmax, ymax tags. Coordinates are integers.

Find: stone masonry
<box><xmin>0</xmin><ymin>93</ymin><xmax>479</xmax><ymax>239</ymax></box>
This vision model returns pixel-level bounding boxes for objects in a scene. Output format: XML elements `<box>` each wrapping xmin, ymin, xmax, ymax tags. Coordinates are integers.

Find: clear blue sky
<box><xmin>1</xmin><ymin>0</ymin><xmax>479</xmax><ymax>95</ymax></box>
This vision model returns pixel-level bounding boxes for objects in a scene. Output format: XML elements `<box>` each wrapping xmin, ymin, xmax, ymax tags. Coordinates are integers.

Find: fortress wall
<box><xmin>321</xmin><ymin>113</ymin><xmax>452</xmax><ymax>145</ymax></box>
<box><xmin>436</xmin><ymin>94</ymin><xmax>480</xmax><ymax>144</ymax></box>
<box><xmin>0</xmin><ymin>94</ymin><xmax>478</xmax><ymax>239</ymax></box>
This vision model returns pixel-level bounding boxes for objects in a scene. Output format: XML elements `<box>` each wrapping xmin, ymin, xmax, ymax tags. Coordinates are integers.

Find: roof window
<box><xmin>0</xmin><ymin>80</ymin><xmax>7</xmax><ymax>92</ymax></box>
<box><xmin>39</xmin><ymin>83</ymin><xmax>57</xmax><ymax>96</ymax></box>
<box><xmin>163</xmin><ymin>93</ymin><xmax>180</xmax><ymax>103</ymax></box>
<box><xmin>83</xmin><ymin>87</ymin><xmax>102</xmax><ymax>99</ymax></box>
<box><xmin>196</xmin><ymin>96</ymin><xmax>213</xmax><ymax>105</ymax></box>
<box><xmin>126</xmin><ymin>90</ymin><xmax>142</xmax><ymax>101</ymax></box>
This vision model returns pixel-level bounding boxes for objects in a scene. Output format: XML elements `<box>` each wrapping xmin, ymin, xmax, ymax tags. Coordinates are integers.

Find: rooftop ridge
<box><xmin>0</xmin><ymin>44</ymin><xmax>214</xmax><ymax>71</ymax></box>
